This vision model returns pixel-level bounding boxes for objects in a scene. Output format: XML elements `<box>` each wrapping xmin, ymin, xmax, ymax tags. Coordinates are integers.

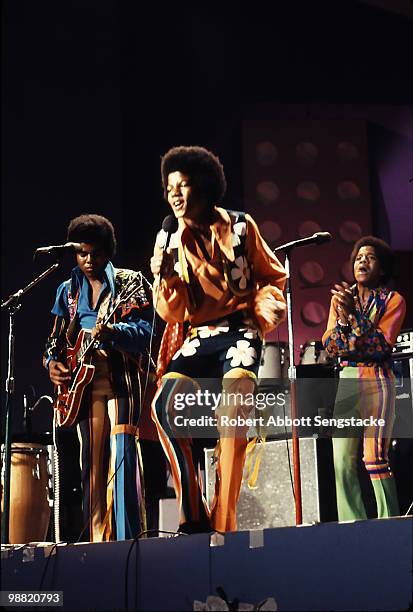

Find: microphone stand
<box><xmin>273</xmin><ymin>232</ymin><xmax>332</xmax><ymax>525</ymax></box>
<box><xmin>282</xmin><ymin>248</ymin><xmax>303</xmax><ymax>525</ymax></box>
<box><xmin>1</xmin><ymin>260</ymin><xmax>61</xmax><ymax>544</ymax></box>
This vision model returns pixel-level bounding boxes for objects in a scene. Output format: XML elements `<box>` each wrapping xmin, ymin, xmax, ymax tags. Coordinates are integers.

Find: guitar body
<box><xmin>54</xmin><ymin>330</ymin><xmax>96</xmax><ymax>427</ymax></box>
<box><xmin>53</xmin><ymin>272</ymin><xmax>150</xmax><ymax>427</ymax></box>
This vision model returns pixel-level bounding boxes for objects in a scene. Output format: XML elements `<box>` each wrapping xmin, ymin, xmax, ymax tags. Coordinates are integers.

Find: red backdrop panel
<box><xmin>243</xmin><ymin>120</ymin><xmax>372</xmax><ymax>362</ymax></box>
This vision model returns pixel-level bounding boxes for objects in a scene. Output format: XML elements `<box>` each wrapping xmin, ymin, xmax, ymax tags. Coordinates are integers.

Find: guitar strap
<box><xmin>66</xmin><ymin>287</ymin><xmax>80</xmax><ymax>347</ymax></box>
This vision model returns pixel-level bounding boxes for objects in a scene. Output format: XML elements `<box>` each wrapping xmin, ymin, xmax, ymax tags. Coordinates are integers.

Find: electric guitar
<box><xmin>54</xmin><ymin>272</ymin><xmax>150</xmax><ymax>427</ymax></box>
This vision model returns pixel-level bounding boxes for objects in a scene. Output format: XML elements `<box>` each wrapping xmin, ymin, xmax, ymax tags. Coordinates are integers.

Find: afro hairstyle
<box><xmin>350</xmin><ymin>235</ymin><xmax>394</xmax><ymax>284</ymax></box>
<box><xmin>161</xmin><ymin>145</ymin><xmax>226</xmax><ymax>206</ymax></box>
<box><xmin>67</xmin><ymin>214</ymin><xmax>116</xmax><ymax>258</ymax></box>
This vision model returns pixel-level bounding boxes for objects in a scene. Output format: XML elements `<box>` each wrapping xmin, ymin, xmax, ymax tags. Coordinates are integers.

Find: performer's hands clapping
<box><xmin>331</xmin><ymin>281</ymin><xmax>355</xmax><ymax>322</ymax></box>
<box><xmin>150</xmin><ymin>248</ymin><xmax>176</xmax><ymax>279</ymax></box>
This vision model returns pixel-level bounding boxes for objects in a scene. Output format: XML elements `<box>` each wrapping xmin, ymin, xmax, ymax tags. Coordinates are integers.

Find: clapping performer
<box><xmin>323</xmin><ymin>236</ymin><xmax>406</xmax><ymax>521</ymax></box>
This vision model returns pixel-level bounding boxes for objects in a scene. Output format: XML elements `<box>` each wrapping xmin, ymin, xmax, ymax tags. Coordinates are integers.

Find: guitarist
<box><xmin>43</xmin><ymin>214</ymin><xmax>151</xmax><ymax>542</ymax></box>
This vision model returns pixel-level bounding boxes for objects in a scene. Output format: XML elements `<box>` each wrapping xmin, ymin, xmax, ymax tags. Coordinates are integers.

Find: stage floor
<box><xmin>2</xmin><ymin>516</ymin><xmax>412</xmax><ymax>611</ymax></box>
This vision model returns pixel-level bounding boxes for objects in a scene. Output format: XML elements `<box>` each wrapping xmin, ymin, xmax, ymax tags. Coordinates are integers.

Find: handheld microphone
<box><xmin>161</xmin><ymin>215</ymin><xmax>178</xmax><ymax>251</ymax></box>
<box><xmin>157</xmin><ymin>215</ymin><xmax>179</xmax><ymax>281</ymax></box>
<box><xmin>35</xmin><ymin>242</ymin><xmax>82</xmax><ymax>254</ymax></box>
<box><xmin>273</xmin><ymin>232</ymin><xmax>332</xmax><ymax>252</ymax></box>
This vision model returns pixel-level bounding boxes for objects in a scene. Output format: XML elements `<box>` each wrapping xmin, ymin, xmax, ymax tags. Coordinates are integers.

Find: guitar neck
<box><xmin>80</xmin><ymin>301</ymin><xmax>119</xmax><ymax>358</ymax></box>
<box><xmin>80</xmin><ymin>276</ymin><xmax>143</xmax><ymax>359</ymax></box>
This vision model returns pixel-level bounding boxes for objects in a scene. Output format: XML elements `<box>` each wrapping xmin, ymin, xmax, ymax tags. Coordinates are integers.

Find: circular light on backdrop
<box><xmin>298</xmin><ymin>220</ymin><xmax>322</xmax><ymax>238</ymax></box>
<box><xmin>299</xmin><ymin>261</ymin><xmax>325</xmax><ymax>285</ymax></box>
<box><xmin>256</xmin><ymin>141</ymin><xmax>278</xmax><ymax>166</ymax></box>
<box><xmin>296</xmin><ymin>142</ymin><xmax>319</xmax><ymax>166</ymax></box>
<box><xmin>341</xmin><ymin>260</ymin><xmax>354</xmax><ymax>284</ymax></box>
<box><xmin>259</xmin><ymin>220</ymin><xmax>282</xmax><ymax>244</ymax></box>
<box><xmin>256</xmin><ymin>181</ymin><xmax>280</xmax><ymax>205</ymax></box>
<box><xmin>301</xmin><ymin>302</ymin><xmax>327</xmax><ymax>326</ymax></box>
<box><xmin>296</xmin><ymin>181</ymin><xmax>321</xmax><ymax>202</ymax></box>
<box><xmin>339</xmin><ymin>221</ymin><xmax>363</xmax><ymax>243</ymax></box>
<box><xmin>336</xmin><ymin>142</ymin><xmax>360</xmax><ymax>162</ymax></box>
<box><xmin>337</xmin><ymin>181</ymin><xmax>361</xmax><ymax>200</ymax></box>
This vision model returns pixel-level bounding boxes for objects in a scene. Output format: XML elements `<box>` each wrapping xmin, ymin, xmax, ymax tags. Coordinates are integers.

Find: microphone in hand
<box><xmin>150</xmin><ymin>215</ymin><xmax>179</xmax><ymax>279</ymax></box>
<box><xmin>161</xmin><ymin>215</ymin><xmax>179</xmax><ymax>251</ymax></box>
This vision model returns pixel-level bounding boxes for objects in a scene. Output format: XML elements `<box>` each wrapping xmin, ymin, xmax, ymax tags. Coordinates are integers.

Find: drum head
<box><xmin>12</xmin><ymin>432</ymin><xmax>53</xmax><ymax>446</ymax></box>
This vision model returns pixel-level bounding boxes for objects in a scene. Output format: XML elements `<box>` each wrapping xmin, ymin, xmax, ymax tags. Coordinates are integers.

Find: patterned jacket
<box><xmin>153</xmin><ymin>206</ymin><xmax>286</xmax><ymax>334</ymax></box>
<box><xmin>322</xmin><ymin>287</ymin><xmax>406</xmax><ymax>367</ymax></box>
<box><xmin>152</xmin><ymin>207</ymin><xmax>286</xmax><ymax>379</ymax></box>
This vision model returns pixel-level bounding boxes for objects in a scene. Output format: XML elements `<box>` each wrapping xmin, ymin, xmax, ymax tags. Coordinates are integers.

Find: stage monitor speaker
<box><xmin>205</xmin><ymin>437</ymin><xmax>336</xmax><ymax>529</ymax></box>
<box><xmin>393</xmin><ymin>356</ymin><xmax>413</xmax><ymax>437</ymax></box>
<box><xmin>391</xmin><ymin>355</ymin><xmax>413</xmax><ymax>514</ymax></box>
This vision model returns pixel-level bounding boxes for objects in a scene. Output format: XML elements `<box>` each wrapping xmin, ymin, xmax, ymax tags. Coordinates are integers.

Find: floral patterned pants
<box><xmin>152</xmin><ymin>316</ymin><xmax>262</xmax><ymax>533</ymax></box>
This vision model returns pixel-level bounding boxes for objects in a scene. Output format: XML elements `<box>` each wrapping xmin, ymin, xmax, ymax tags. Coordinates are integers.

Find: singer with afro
<box><xmin>150</xmin><ymin>146</ymin><xmax>287</xmax><ymax>534</ymax></box>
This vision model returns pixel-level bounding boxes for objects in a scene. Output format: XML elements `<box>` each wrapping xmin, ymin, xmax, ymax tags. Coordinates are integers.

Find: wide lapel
<box><xmin>96</xmin><ymin>261</ymin><xmax>115</xmax><ymax>322</ymax></box>
<box><xmin>211</xmin><ymin>207</ymin><xmax>234</xmax><ymax>262</ymax></box>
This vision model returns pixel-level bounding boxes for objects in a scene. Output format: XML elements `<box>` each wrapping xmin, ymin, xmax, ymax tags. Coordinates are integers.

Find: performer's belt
<box><xmin>195</xmin><ymin>310</ymin><xmax>252</xmax><ymax>330</ymax></box>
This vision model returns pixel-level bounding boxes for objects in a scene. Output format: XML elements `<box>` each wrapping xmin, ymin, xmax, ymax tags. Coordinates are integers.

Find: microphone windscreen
<box><xmin>315</xmin><ymin>232</ymin><xmax>332</xmax><ymax>244</ymax></box>
<box><xmin>162</xmin><ymin>215</ymin><xmax>178</xmax><ymax>235</ymax></box>
<box><xmin>66</xmin><ymin>242</ymin><xmax>82</xmax><ymax>252</ymax></box>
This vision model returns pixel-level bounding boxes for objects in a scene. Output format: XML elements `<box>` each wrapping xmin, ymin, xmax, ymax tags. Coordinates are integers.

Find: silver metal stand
<box><xmin>1</xmin><ymin>262</ymin><xmax>60</xmax><ymax>543</ymax></box>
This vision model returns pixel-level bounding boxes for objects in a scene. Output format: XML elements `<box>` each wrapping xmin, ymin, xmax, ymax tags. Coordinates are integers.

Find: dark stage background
<box><xmin>2</xmin><ymin>0</ymin><xmax>412</xmax><ymax>441</ymax></box>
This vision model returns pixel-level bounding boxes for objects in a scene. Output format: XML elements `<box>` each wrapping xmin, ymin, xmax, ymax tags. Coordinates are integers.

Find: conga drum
<box><xmin>258</xmin><ymin>341</ymin><xmax>289</xmax><ymax>381</ymax></box>
<box><xmin>1</xmin><ymin>443</ymin><xmax>51</xmax><ymax>543</ymax></box>
<box><xmin>299</xmin><ymin>340</ymin><xmax>332</xmax><ymax>366</ymax></box>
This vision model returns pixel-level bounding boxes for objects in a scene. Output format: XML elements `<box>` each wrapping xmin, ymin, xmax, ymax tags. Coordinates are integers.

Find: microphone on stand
<box><xmin>271</xmin><ymin>230</ymin><xmax>333</xmax><ymax>526</ymax></box>
<box><xmin>273</xmin><ymin>232</ymin><xmax>332</xmax><ymax>252</ymax></box>
<box><xmin>35</xmin><ymin>242</ymin><xmax>81</xmax><ymax>254</ymax></box>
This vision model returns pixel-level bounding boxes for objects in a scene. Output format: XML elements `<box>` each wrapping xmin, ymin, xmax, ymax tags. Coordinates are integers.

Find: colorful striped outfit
<box><xmin>322</xmin><ymin>287</ymin><xmax>406</xmax><ymax>521</ymax></box>
<box><xmin>151</xmin><ymin>207</ymin><xmax>286</xmax><ymax>533</ymax></box>
<box><xmin>44</xmin><ymin>262</ymin><xmax>151</xmax><ymax>541</ymax></box>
